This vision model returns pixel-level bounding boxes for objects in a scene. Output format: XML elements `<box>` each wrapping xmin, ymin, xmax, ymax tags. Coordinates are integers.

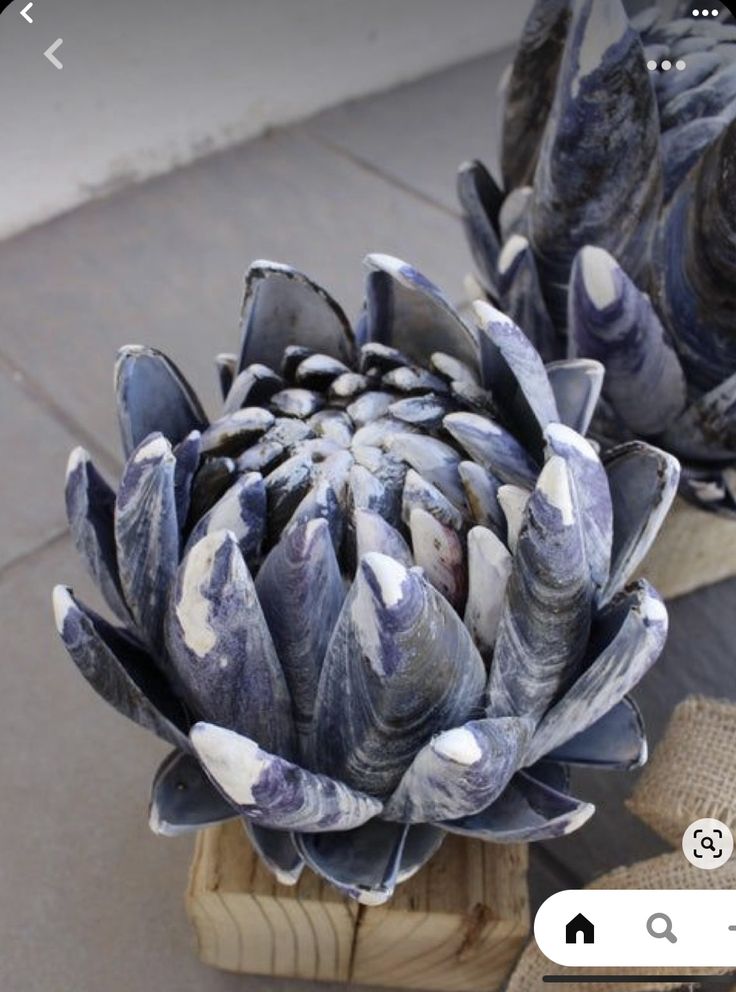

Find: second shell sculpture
<box><xmin>458</xmin><ymin>0</ymin><xmax>736</xmax><ymax>515</ymax></box>
<box><xmin>54</xmin><ymin>255</ymin><xmax>676</xmax><ymax>904</ymax></box>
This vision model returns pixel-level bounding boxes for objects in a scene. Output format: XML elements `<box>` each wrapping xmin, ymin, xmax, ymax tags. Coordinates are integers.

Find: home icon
<box><xmin>565</xmin><ymin>913</ymin><xmax>595</xmax><ymax>945</ymax></box>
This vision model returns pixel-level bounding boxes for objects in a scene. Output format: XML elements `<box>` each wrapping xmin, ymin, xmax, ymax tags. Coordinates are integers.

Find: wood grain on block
<box><xmin>637</xmin><ymin>496</ymin><xmax>736</xmax><ymax>600</ymax></box>
<box><xmin>187</xmin><ymin>820</ymin><xmax>529</xmax><ymax>991</ymax></box>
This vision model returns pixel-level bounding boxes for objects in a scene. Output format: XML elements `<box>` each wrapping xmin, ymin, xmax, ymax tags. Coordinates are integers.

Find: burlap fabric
<box><xmin>506</xmin><ymin>696</ymin><xmax>736</xmax><ymax>992</ymax></box>
<box><xmin>628</xmin><ymin>696</ymin><xmax>736</xmax><ymax>847</ymax></box>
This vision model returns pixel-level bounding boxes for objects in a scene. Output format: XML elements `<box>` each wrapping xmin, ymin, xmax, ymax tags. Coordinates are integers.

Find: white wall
<box><xmin>0</xmin><ymin>0</ymin><xmax>532</xmax><ymax>241</ymax></box>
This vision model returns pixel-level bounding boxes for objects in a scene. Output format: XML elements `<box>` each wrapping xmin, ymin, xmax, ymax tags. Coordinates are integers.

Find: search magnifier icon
<box><xmin>647</xmin><ymin>913</ymin><xmax>678</xmax><ymax>944</ymax></box>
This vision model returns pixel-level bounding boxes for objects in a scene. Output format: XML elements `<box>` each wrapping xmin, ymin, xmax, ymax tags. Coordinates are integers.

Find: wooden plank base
<box><xmin>187</xmin><ymin>820</ymin><xmax>529</xmax><ymax>991</ymax></box>
<box><xmin>637</xmin><ymin>496</ymin><xmax>736</xmax><ymax>600</ymax></box>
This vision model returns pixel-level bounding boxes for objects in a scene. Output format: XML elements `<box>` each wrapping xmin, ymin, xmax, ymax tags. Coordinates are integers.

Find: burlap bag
<box><xmin>506</xmin><ymin>696</ymin><xmax>736</xmax><ymax>992</ymax></box>
<box><xmin>628</xmin><ymin>696</ymin><xmax>736</xmax><ymax>846</ymax></box>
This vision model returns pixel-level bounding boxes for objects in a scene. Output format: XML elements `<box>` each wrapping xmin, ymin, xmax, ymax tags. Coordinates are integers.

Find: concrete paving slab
<box><xmin>308</xmin><ymin>51</ymin><xmax>510</xmax><ymax>214</ymax></box>
<box><xmin>0</xmin><ymin>364</ymin><xmax>81</xmax><ymax>570</ymax></box>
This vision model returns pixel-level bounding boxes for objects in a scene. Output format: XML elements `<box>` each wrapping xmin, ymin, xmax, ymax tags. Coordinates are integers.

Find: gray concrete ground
<box><xmin>0</xmin><ymin>48</ymin><xmax>733</xmax><ymax>992</ymax></box>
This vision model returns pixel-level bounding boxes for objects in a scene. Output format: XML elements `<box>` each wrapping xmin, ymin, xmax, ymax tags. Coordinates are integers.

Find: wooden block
<box><xmin>637</xmin><ymin>496</ymin><xmax>736</xmax><ymax>600</ymax></box>
<box><xmin>187</xmin><ymin>820</ymin><xmax>529</xmax><ymax>991</ymax></box>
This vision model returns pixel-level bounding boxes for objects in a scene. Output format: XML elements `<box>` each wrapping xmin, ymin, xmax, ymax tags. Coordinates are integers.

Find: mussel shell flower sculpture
<box><xmin>54</xmin><ymin>255</ymin><xmax>676</xmax><ymax>904</ymax></box>
<box><xmin>458</xmin><ymin>0</ymin><xmax>736</xmax><ymax>515</ymax></box>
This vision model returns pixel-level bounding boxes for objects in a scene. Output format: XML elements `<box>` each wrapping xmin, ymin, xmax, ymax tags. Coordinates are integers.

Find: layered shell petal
<box><xmin>148</xmin><ymin>749</ymin><xmax>236</xmax><ymax>836</ymax></box>
<box><xmin>526</xmin><ymin>581</ymin><xmax>667</xmax><ymax>764</ymax></box>
<box><xmin>383</xmin><ymin>717</ymin><xmax>531</xmax><ymax>823</ymax></box>
<box><xmin>255</xmin><ymin>518</ymin><xmax>345</xmax><ymax>739</ymax></box>
<box><xmin>313</xmin><ymin>553</ymin><xmax>486</xmax><ymax>799</ymax></box>
<box><xmin>569</xmin><ymin>246</ymin><xmax>687</xmax><ymax>436</ymax></box>
<box><xmin>53</xmin><ymin>586</ymin><xmax>189</xmax><ymax>751</ymax></box>
<box><xmin>166</xmin><ymin>531</ymin><xmax>295</xmax><ymax>756</ymax></box>
<box><xmin>191</xmin><ymin>723</ymin><xmax>381</xmax><ymax>832</ymax></box>
<box><xmin>115</xmin><ymin>345</ymin><xmax>207</xmax><ymax>457</ymax></box>
<box><xmin>237</xmin><ymin>261</ymin><xmax>355</xmax><ymax>372</ymax></box>
<box><xmin>488</xmin><ymin>456</ymin><xmax>593</xmax><ymax>723</ymax></box>
<box><xmin>114</xmin><ymin>434</ymin><xmax>180</xmax><ymax>653</ymax></box>
<box><xmin>439</xmin><ymin>771</ymin><xmax>594</xmax><ymax>843</ymax></box>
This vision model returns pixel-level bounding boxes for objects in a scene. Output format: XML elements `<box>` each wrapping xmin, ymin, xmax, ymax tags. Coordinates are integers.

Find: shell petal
<box><xmin>173</xmin><ymin>431</ymin><xmax>202</xmax><ymax>533</ymax></box>
<box><xmin>354</xmin><ymin>509</ymin><xmax>414</xmax><ymax>569</ymax></box>
<box><xmin>295</xmin><ymin>353</ymin><xmax>351</xmax><ymax>390</ymax></box>
<box><xmin>464</xmin><ymin>526</ymin><xmax>513</xmax><ymax>660</ymax></box>
<box><xmin>388</xmin><ymin>433</ymin><xmax>467</xmax><ymax>511</ymax></box>
<box><xmin>444</xmin><ymin>411</ymin><xmax>538</xmax><ymax>488</ymax></box>
<box><xmin>244</xmin><ymin>822</ymin><xmax>304</xmax><ymax>886</ymax></box>
<box><xmin>148</xmin><ymin>750</ymin><xmax>236</xmax><ymax>836</ymax></box>
<box><xmin>309</xmin><ymin>409</ymin><xmax>354</xmax><ymax>447</ymax></box>
<box><xmin>53</xmin><ymin>586</ymin><xmax>189</xmax><ymax>751</ymax></box>
<box><xmin>568</xmin><ymin>246</ymin><xmax>687</xmax><ymax>436</ymax></box>
<box><xmin>439</xmin><ymin>771</ymin><xmax>593</xmax><ymax>842</ymax></box>
<box><xmin>653</xmin><ymin>117</ymin><xmax>736</xmax><ymax>393</ymax></box>
<box><xmin>529</xmin><ymin>0</ymin><xmax>661</xmax><ymax>323</ymax></box>
<box><xmin>409</xmin><ymin>508</ymin><xmax>466</xmax><ymax>612</ymax></box>
<box><xmin>215</xmin><ymin>353</ymin><xmax>237</xmax><ymax>401</ymax></box>
<box><xmin>500</xmin><ymin>0</ymin><xmax>571</xmax><ymax>188</ymax></box>
<box><xmin>347</xmin><ymin>391</ymin><xmax>394</xmax><ymax>428</ymax></box>
<box><xmin>363</xmin><ymin>254</ymin><xmax>478</xmax><ymax>371</ymax></box>
<box><xmin>545</xmin><ymin>696</ymin><xmax>647</xmax><ymax>770</ymax></box>
<box><xmin>191</xmin><ymin>723</ymin><xmax>381</xmax><ymax>832</ymax></box>
<box><xmin>458</xmin><ymin>461</ymin><xmax>505</xmax><ymax>533</ymax></box>
<box><xmin>114</xmin><ymin>345</ymin><xmax>207</xmax><ymax>457</ymax></box>
<box><xmin>313</xmin><ymin>553</ymin><xmax>486</xmax><ymax>798</ymax></box>
<box><xmin>167</xmin><ymin>532</ymin><xmax>295</xmax><ymax>755</ymax></box>
<box><xmin>497</xmin><ymin>485</ymin><xmax>529</xmax><ymax>553</ymax></box>
<box><xmin>488</xmin><ymin>456</ymin><xmax>593</xmax><ymax>723</ymax></box>
<box><xmin>544</xmin><ymin>422</ymin><xmax>612</xmax><ymax>590</ymax></box>
<box><xmin>661</xmin><ymin>115</ymin><xmax>730</xmax><ymax>201</ymax></box>
<box><xmin>284</xmin><ymin>477</ymin><xmax>345</xmax><ymax>552</ymax></box>
<box><xmin>115</xmin><ymin>434</ymin><xmax>179</xmax><ymax>653</ymax></box>
<box><xmin>200</xmin><ymin>408</ymin><xmax>275</xmax><ymax>457</ymax></box>
<box><xmin>65</xmin><ymin>448</ymin><xmax>130</xmax><ymax>623</ymax></box>
<box><xmin>473</xmin><ymin>300</ymin><xmax>560</xmax><ymax>440</ymax></box>
<box><xmin>601</xmin><ymin>441</ymin><xmax>680</xmax><ymax>602</ymax></box>
<box><xmin>661</xmin><ymin>370</ymin><xmax>736</xmax><ymax>462</ymax></box>
<box><xmin>295</xmin><ymin>820</ymin><xmax>408</xmax><ymax>905</ymax></box>
<box><xmin>497</xmin><ymin>235</ymin><xmax>560</xmax><ymax>363</ymax></box>
<box><xmin>388</xmin><ymin>394</ymin><xmax>451</xmax><ymax>430</ymax></box>
<box><xmin>545</xmin><ymin>359</ymin><xmax>604</xmax><ymax>436</ymax></box>
<box><xmin>255</xmin><ymin>519</ymin><xmax>345</xmax><ymax>739</ymax></box>
<box><xmin>456</xmin><ymin>159</ymin><xmax>502</xmax><ymax>294</ymax></box>
<box><xmin>264</xmin><ymin>454</ymin><xmax>316</xmax><ymax>540</ymax></box>
<box><xmin>384</xmin><ymin>717</ymin><xmax>531</xmax><ymax>823</ymax></box>
<box><xmin>187</xmin><ymin>456</ymin><xmax>237</xmax><ymax>527</ymax></box>
<box><xmin>185</xmin><ymin>472</ymin><xmax>266</xmax><ymax>565</ymax></box>
<box><xmin>237</xmin><ymin>261</ymin><xmax>355</xmax><ymax>372</ymax></box>
<box><xmin>223</xmin><ymin>365</ymin><xmax>283</xmax><ymax>416</ymax></box>
<box><xmin>526</xmin><ymin>580</ymin><xmax>667</xmax><ymax>764</ymax></box>
<box><xmin>401</xmin><ymin>468</ymin><xmax>465</xmax><ymax>531</ymax></box>
<box><xmin>396</xmin><ymin>824</ymin><xmax>446</xmax><ymax>883</ymax></box>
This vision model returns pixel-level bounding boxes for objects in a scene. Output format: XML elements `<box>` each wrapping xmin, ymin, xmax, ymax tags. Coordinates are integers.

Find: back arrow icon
<box><xmin>20</xmin><ymin>2</ymin><xmax>33</xmax><ymax>22</ymax></box>
<box><xmin>44</xmin><ymin>39</ymin><xmax>64</xmax><ymax>70</ymax></box>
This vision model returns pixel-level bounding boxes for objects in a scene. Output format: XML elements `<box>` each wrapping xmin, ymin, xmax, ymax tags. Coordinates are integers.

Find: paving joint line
<box><xmin>304</xmin><ymin>128</ymin><xmax>461</xmax><ymax>221</ymax></box>
<box><xmin>0</xmin><ymin>528</ymin><xmax>69</xmax><ymax>585</ymax></box>
<box><xmin>0</xmin><ymin>348</ymin><xmax>121</xmax><ymax>476</ymax></box>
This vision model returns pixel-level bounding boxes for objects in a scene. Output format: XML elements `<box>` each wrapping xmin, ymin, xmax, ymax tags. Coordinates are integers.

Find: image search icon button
<box><xmin>682</xmin><ymin>818</ymin><xmax>734</xmax><ymax>870</ymax></box>
<box><xmin>647</xmin><ymin>913</ymin><xmax>677</xmax><ymax>944</ymax></box>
